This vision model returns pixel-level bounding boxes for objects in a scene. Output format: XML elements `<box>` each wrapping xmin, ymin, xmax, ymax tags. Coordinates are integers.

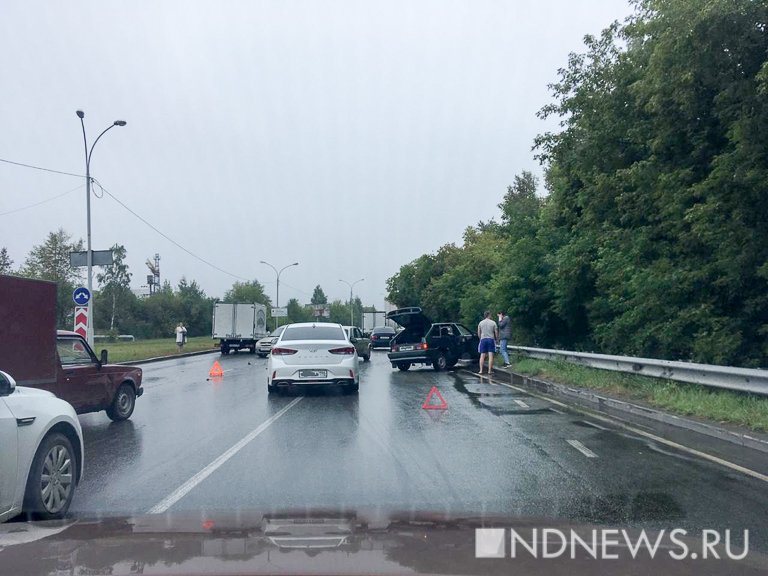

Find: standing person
<box><xmin>497</xmin><ymin>310</ymin><xmax>511</xmax><ymax>367</ymax></box>
<box><xmin>477</xmin><ymin>311</ymin><xmax>498</xmax><ymax>374</ymax></box>
<box><xmin>175</xmin><ymin>322</ymin><xmax>187</xmax><ymax>352</ymax></box>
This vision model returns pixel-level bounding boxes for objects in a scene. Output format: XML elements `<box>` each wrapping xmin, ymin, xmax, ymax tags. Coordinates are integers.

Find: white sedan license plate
<box><xmin>299</xmin><ymin>369</ymin><xmax>327</xmax><ymax>379</ymax></box>
<box><xmin>399</xmin><ymin>345</ymin><xmax>414</xmax><ymax>351</ymax></box>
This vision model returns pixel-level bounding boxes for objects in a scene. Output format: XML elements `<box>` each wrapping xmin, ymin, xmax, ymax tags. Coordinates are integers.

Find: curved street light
<box><xmin>260</xmin><ymin>260</ymin><xmax>299</xmax><ymax>329</ymax></box>
<box><xmin>76</xmin><ymin>110</ymin><xmax>127</xmax><ymax>347</ymax></box>
<box><xmin>339</xmin><ymin>278</ymin><xmax>364</xmax><ymax>327</ymax></box>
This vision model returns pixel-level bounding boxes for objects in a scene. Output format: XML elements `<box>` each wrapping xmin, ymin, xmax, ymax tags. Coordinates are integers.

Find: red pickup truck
<box><xmin>0</xmin><ymin>275</ymin><xmax>143</xmax><ymax>420</ymax></box>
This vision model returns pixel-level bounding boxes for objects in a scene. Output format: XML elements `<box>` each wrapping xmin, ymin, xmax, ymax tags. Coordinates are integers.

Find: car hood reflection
<box><xmin>0</xmin><ymin>509</ymin><xmax>763</xmax><ymax>575</ymax></box>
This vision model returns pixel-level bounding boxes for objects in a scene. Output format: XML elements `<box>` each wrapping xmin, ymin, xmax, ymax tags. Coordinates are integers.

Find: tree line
<box><xmin>386</xmin><ymin>0</ymin><xmax>768</xmax><ymax>367</ymax></box>
<box><xmin>1</xmin><ymin>229</ymin><xmax>370</xmax><ymax>339</ymax></box>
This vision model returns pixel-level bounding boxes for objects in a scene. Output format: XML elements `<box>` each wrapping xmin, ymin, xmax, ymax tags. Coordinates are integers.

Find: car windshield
<box><xmin>56</xmin><ymin>337</ymin><xmax>93</xmax><ymax>365</ymax></box>
<box><xmin>281</xmin><ymin>325</ymin><xmax>346</xmax><ymax>341</ymax></box>
<box><xmin>1</xmin><ymin>1</ymin><xmax>764</xmax><ymax>574</ymax></box>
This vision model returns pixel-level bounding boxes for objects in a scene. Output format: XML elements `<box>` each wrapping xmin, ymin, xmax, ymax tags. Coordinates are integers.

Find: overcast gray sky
<box><xmin>1</xmin><ymin>0</ymin><xmax>632</xmax><ymax>308</ymax></box>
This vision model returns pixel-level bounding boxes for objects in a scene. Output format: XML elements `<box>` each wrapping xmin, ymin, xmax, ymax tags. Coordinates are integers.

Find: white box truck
<box><xmin>212</xmin><ymin>302</ymin><xmax>268</xmax><ymax>355</ymax></box>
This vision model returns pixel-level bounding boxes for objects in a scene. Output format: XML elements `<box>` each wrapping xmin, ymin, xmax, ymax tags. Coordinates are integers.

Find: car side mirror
<box><xmin>0</xmin><ymin>370</ymin><xmax>17</xmax><ymax>396</ymax></box>
<box><xmin>100</xmin><ymin>349</ymin><xmax>109</xmax><ymax>365</ymax></box>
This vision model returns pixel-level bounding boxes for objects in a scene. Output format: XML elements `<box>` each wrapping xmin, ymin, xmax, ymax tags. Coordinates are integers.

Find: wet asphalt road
<box><xmin>70</xmin><ymin>350</ymin><xmax>767</xmax><ymax>550</ymax></box>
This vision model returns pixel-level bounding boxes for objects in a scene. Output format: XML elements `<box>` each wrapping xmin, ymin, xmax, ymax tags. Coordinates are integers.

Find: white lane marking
<box><xmin>496</xmin><ymin>381</ymin><xmax>768</xmax><ymax>484</ymax></box>
<box><xmin>567</xmin><ymin>439</ymin><xmax>598</xmax><ymax>458</ymax></box>
<box><xmin>147</xmin><ymin>396</ymin><xmax>303</xmax><ymax>514</ymax></box>
<box><xmin>496</xmin><ymin>381</ymin><xmax>570</xmax><ymax>408</ymax></box>
<box><xmin>582</xmin><ymin>420</ymin><xmax>610</xmax><ymax>431</ymax></box>
<box><xmin>618</xmin><ymin>424</ymin><xmax>768</xmax><ymax>484</ymax></box>
<box><xmin>549</xmin><ymin>408</ymin><xmax>565</xmax><ymax>415</ymax></box>
<box><xmin>513</xmin><ymin>399</ymin><xmax>530</xmax><ymax>409</ymax></box>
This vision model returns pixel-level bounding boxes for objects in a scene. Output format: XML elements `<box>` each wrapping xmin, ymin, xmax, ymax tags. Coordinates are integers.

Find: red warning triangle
<box><xmin>422</xmin><ymin>386</ymin><xmax>448</xmax><ymax>410</ymax></box>
<box><xmin>209</xmin><ymin>361</ymin><xmax>224</xmax><ymax>377</ymax></box>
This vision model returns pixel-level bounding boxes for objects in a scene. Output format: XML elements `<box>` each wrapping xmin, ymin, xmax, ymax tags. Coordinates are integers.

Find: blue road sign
<box><xmin>73</xmin><ymin>287</ymin><xmax>91</xmax><ymax>306</ymax></box>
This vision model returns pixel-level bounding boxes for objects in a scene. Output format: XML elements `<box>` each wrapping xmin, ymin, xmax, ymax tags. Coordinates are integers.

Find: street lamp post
<box><xmin>260</xmin><ymin>261</ymin><xmax>299</xmax><ymax>330</ymax></box>
<box><xmin>76</xmin><ymin>110</ymin><xmax>126</xmax><ymax>347</ymax></box>
<box><xmin>339</xmin><ymin>278</ymin><xmax>364</xmax><ymax>327</ymax></box>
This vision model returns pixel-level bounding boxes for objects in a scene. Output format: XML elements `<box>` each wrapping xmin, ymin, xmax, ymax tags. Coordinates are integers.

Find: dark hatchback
<box><xmin>369</xmin><ymin>325</ymin><xmax>396</xmax><ymax>349</ymax></box>
<box><xmin>386</xmin><ymin>307</ymin><xmax>479</xmax><ymax>371</ymax></box>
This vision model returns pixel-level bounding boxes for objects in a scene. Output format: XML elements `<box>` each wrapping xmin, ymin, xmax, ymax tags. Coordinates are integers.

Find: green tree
<box><xmin>328</xmin><ymin>299</ymin><xmax>349</xmax><ymax>325</ymax></box>
<box><xmin>286</xmin><ymin>297</ymin><xmax>312</xmax><ymax>323</ymax></box>
<box><xmin>311</xmin><ymin>285</ymin><xmax>328</xmax><ymax>305</ymax></box>
<box><xmin>20</xmin><ymin>228</ymin><xmax>84</xmax><ymax>328</ymax></box>
<box><xmin>384</xmin><ymin>0</ymin><xmax>768</xmax><ymax>365</ymax></box>
<box><xmin>534</xmin><ymin>0</ymin><xmax>768</xmax><ymax>364</ymax></box>
<box><xmin>133</xmin><ymin>281</ymin><xmax>179</xmax><ymax>338</ymax></box>
<box><xmin>177</xmin><ymin>277</ymin><xmax>213</xmax><ymax>337</ymax></box>
<box><xmin>0</xmin><ymin>248</ymin><xmax>13</xmax><ymax>274</ymax></box>
<box><xmin>351</xmin><ymin>296</ymin><xmax>364</xmax><ymax>328</ymax></box>
<box><xmin>95</xmin><ymin>243</ymin><xmax>132</xmax><ymax>331</ymax></box>
<box><xmin>223</xmin><ymin>279</ymin><xmax>271</xmax><ymax>306</ymax></box>
<box><xmin>386</xmin><ymin>253</ymin><xmax>443</xmax><ymax>309</ymax></box>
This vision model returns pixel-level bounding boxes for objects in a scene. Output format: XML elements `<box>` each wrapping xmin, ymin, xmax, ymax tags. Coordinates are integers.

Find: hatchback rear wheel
<box><xmin>433</xmin><ymin>352</ymin><xmax>448</xmax><ymax>371</ymax></box>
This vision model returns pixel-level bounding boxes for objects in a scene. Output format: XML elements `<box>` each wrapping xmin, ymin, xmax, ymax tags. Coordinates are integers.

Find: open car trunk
<box><xmin>391</xmin><ymin>327</ymin><xmax>428</xmax><ymax>347</ymax></box>
<box><xmin>386</xmin><ymin>307</ymin><xmax>432</xmax><ymax>347</ymax></box>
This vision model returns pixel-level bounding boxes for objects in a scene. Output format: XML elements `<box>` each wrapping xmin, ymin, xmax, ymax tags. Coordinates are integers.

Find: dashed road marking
<box><xmin>581</xmin><ymin>420</ymin><xmax>610</xmax><ymax>431</ymax></box>
<box><xmin>513</xmin><ymin>399</ymin><xmax>530</xmax><ymax>409</ymax></box>
<box><xmin>567</xmin><ymin>439</ymin><xmax>598</xmax><ymax>458</ymax></box>
<box><xmin>491</xmin><ymin>378</ymin><xmax>768</xmax><ymax>484</ymax></box>
<box><xmin>495</xmin><ymin>381</ymin><xmax>570</xmax><ymax>409</ymax></box>
<box><xmin>464</xmin><ymin>370</ymin><xmax>768</xmax><ymax>483</ymax></box>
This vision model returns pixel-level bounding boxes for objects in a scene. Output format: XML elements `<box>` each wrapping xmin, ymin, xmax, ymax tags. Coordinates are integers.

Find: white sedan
<box><xmin>256</xmin><ymin>325</ymin><xmax>286</xmax><ymax>358</ymax></box>
<box><xmin>267</xmin><ymin>323</ymin><xmax>359</xmax><ymax>394</ymax></box>
<box><xmin>0</xmin><ymin>370</ymin><xmax>83</xmax><ymax>522</ymax></box>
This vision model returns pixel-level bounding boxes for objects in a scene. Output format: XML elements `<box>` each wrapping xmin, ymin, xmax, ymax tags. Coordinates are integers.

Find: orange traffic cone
<box><xmin>209</xmin><ymin>361</ymin><xmax>224</xmax><ymax>377</ymax></box>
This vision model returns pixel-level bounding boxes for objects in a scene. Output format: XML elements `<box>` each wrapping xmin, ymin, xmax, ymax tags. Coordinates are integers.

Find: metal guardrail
<box><xmin>94</xmin><ymin>334</ymin><xmax>135</xmax><ymax>342</ymax></box>
<box><xmin>508</xmin><ymin>345</ymin><xmax>768</xmax><ymax>396</ymax></box>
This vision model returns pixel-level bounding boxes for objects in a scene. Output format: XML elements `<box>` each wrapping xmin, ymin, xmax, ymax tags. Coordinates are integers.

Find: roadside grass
<box><xmin>97</xmin><ymin>336</ymin><xmax>217</xmax><ymax>363</ymax></box>
<box><xmin>510</xmin><ymin>355</ymin><xmax>768</xmax><ymax>432</ymax></box>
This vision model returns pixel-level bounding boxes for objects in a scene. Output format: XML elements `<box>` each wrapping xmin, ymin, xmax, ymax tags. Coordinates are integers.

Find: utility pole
<box><xmin>76</xmin><ymin>110</ymin><xmax>126</xmax><ymax>346</ymax></box>
<box><xmin>339</xmin><ymin>278</ymin><xmax>364</xmax><ymax>327</ymax></box>
<box><xmin>260</xmin><ymin>260</ymin><xmax>299</xmax><ymax>330</ymax></box>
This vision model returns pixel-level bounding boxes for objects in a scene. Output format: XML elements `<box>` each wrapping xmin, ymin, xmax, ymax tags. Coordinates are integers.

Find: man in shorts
<box><xmin>477</xmin><ymin>311</ymin><xmax>499</xmax><ymax>374</ymax></box>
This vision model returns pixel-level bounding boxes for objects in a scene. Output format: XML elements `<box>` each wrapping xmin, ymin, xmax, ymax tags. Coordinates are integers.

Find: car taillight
<box><xmin>371</xmin><ymin>335</ymin><xmax>378</xmax><ymax>340</ymax></box>
<box><xmin>271</xmin><ymin>347</ymin><xmax>298</xmax><ymax>355</ymax></box>
<box><xmin>329</xmin><ymin>346</ymin><xmax>356</xmax><ymax>355</ymax></box>
<box><xmin>418</xmin><ymin>343</ymin><xmax>428</xmax><ymax>350</ymax></box>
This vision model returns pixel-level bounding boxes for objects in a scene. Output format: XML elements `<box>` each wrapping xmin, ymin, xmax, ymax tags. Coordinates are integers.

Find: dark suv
<box><xmin>386</xmin><ymin>307</ymin><xmax>479</xmax><ymax>371</ymax></box>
